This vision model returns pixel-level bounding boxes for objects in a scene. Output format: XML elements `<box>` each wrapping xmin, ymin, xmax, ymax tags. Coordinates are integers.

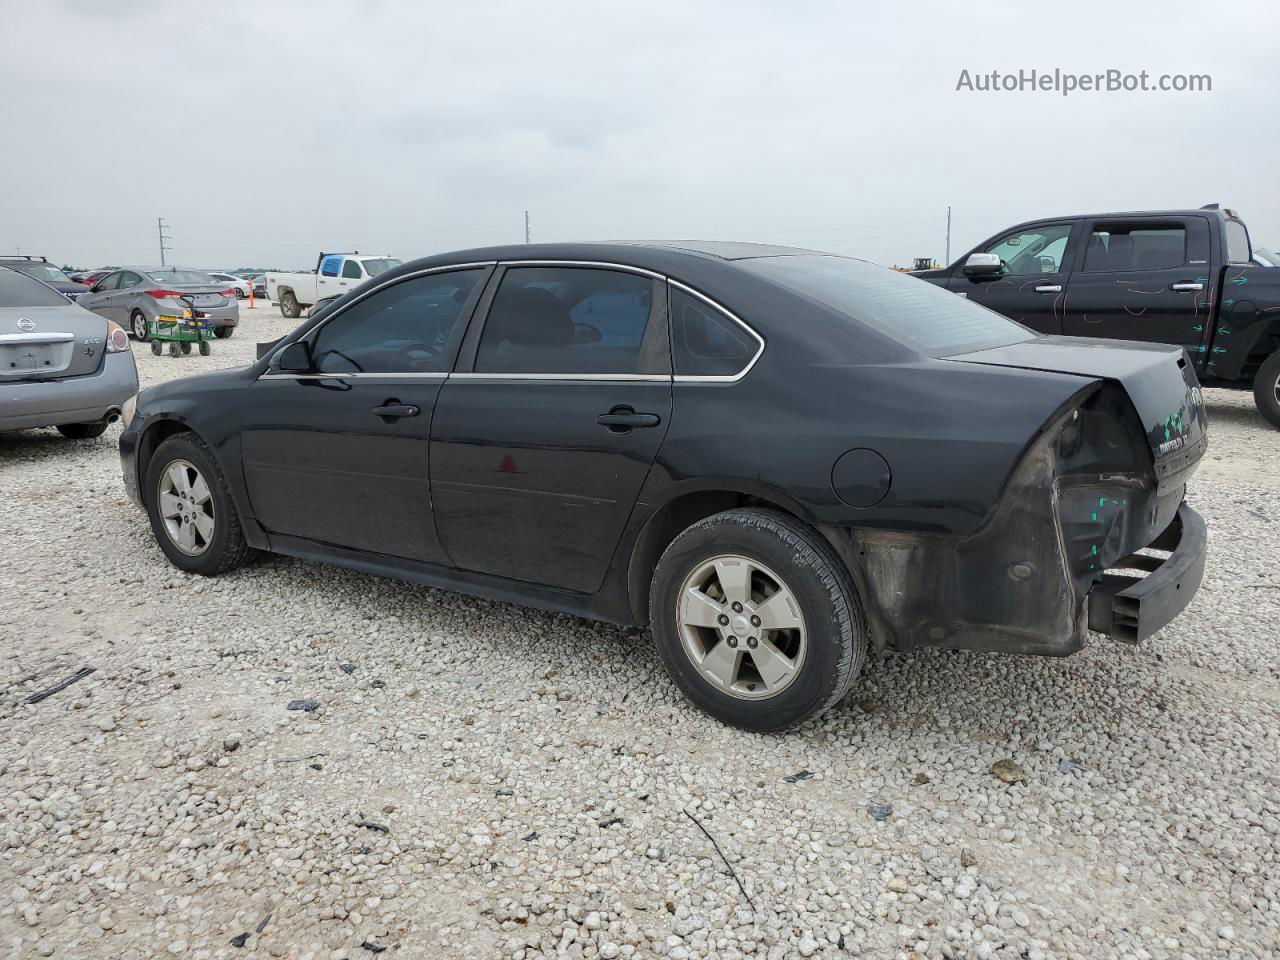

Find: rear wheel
<box><xmin>168</xmin><ymin>342</ymin><xmax>180</xmax><ymax>357</ymax></box>
<box><xmin>130</xmin><ymin>310</ymin><xmax>149</xmax><ymax>341</ymax></box>
<box><xmin>280</xmin><ymin>292</ymin><xmax>301</xmax><ymax>319</ymax></box>
<box><xmin>179</xmin><ymin>341</ymin><xmax>192</xmax><ymax>355</ymax></box>
<box><xmin>649</xmin><ymin>508</ymin><xmax>866</xmax><ymax>731</ymax></box>
<box><xmin>150</xmin><ymin>340</ymin><xmax>162</xmax><ymax>356</ymax></box>
<box><xmin>214</xmin><ymin>326</ymin><xmax>234</xmax><ymax>339</ymax></box>
<box><xmin>57</xmin><ymin>421</ymin><xmax>108</xmax><ymax>440</ymax></box>
<box><xmin>1252</xmin><ymin>351</ymin><xmax>1280</xmax><ymax>429</ymax></box>
<box><xmin>144</xmin><ymin>433</ymin><xmax>251</xmax><ymax>575</ymax></box>
<box><xmin>198</xmin><ymin>341</ymin><xmax>211</xmax><ymax>356</ymax></box>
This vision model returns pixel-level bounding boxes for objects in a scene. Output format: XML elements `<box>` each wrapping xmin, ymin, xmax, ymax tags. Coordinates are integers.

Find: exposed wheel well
<box><xmin>136</xmin><ymin>420</ymin><xmax>195</xmax><ymax>494</ymax></box>
<box><xmin>625</xmin><ymin>490</ymin><xmax>808</xmax><ymax>626</ymax></box>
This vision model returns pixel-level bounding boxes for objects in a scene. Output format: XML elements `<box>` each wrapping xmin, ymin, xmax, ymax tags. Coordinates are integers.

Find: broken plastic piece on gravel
<box><xmin>867</xmin><ymin>801</ymin><xmax>893</xmax><ymax>821</ymax></box>
<box><xmin>783</xmin><ymin>770</ymin><xmax>814</xmax><ymax>783</ymax></box>
<box><xmin>1057</xmin><ymin>758</ymin><xmax>1085</xmax><ymax>775</ymax></box>
<box><xmin>286</xmin><ymin>699</ymin><xmax>320</xmax><ymax>712</ymax></box>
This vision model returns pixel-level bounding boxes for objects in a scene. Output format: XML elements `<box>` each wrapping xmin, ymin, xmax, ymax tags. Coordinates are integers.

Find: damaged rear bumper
<box><xmin>1086</xmin><ymin>503</ymin><xmax>1206</xmax><ymax>643</ymax></box>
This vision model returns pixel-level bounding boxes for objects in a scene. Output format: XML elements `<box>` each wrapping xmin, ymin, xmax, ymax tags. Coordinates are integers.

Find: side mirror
<box><xmin>962</xmin><ymin>252</ymin><xmax>1004</xmax><ymax>278</ymax></box>
<box><xmin>275</xmin><ymin>341</ymin><xmax>313</xmax><ymax>373</ymax></box>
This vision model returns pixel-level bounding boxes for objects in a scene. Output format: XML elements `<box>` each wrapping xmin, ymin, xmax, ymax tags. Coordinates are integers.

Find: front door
<box><xmin>430</xmin><ymin>264</ymin><xmax>672</xmax><ymax>594</ymax></box>
<box><xmin>315</xmin><ymin>254</ymin><xmax>346</xmax><ymax>305</ymax></box>
<box><xmin>240</xmin><ymin>266</ymin><xmax>491</xmax><ymax>562</ymax></box>
<box><xmin>948</xmin><ymin>221</ymin><xmax>1078</xmax><ymax>334</ymax></box>
<box><xmin>1061</xmin><ymin>216</ymin><xmax>1212</xmax><ymax>356</ymax></box>
<box><xmin>79</xmin><ymin>270</ymin><xmax>122</xmax><ymax>324</ymax></box>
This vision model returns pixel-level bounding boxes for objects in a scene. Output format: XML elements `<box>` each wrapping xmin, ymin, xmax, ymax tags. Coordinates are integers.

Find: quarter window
<box><xmin>985</xmin><ymin>224</ymin><xmax>1072</xmax><ymax>276</ymax></box>
<box><xmin>475</xmin><ymin>267</ymin><xmax>654</xmax><ymax>375</ymax></box>
<box><xmin>118</xmin><ymin>272</ymin><xmax>142</xmax><ymax>289</ymax></box>
<box><xmin>341</xmin><ymin>259</ymin><xmax>363</xmax><ymax>280</ymax></box>
<box><xmin>1083</xmin><ymin>224</ymin><xmax>1186</xmax><ymax>272</ymax></box>
<box><xmin>669</xmin><ymin>287</ymin><xmax>756</xmax><ymax>378</ymax></box>
<box><xmin>310</xmin><ymin>269</ymin><xmax>485</xmax><ymax>374</ymax></box>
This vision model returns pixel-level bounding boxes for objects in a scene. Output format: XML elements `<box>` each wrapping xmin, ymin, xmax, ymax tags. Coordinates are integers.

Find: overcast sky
<box><xmin>2</xmin><ymin>0</ymin><xmax>1278</xmax><ymax>270</ymax></box>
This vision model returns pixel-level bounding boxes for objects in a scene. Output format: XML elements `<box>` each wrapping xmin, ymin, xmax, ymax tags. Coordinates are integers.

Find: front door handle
<box><xmin>372</xmin><ymin>401</ymin><xmax>420</xmax><ymax>419</ymax></box>
<box><xmin>1035</xmin><ymin>284</ymin><xmax>1062</xmax><ymax>293</ymax></box>
<box><xmin>597</xmin><ymin>406</ymin><xmax>661</xmax><ymax>432</ymax></box>
<box><xmin>1171</xmin><ymin>282</ymin><xmax>1205</xmax><ymax>292</ymax></box>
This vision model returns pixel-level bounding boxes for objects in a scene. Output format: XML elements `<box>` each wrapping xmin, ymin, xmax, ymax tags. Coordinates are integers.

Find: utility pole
<box><xmin>945</xmin><ymin>206</ymin><xmax>951</xmax><ymax>266</ymax></box>
<box><xmin>157</xmin><ymin>217</ymin><xmax>172</xmax><ymax>266</ymax></box>
<box><xmin>524</xmin><ymin>210</ymin><xmax>531</xmax><ymax>244</ymax></box>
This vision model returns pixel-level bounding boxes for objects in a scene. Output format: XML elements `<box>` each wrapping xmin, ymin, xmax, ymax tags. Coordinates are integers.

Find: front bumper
<box><xmin>1087</xmin><ymin>503</ymin><xmax>1206</xmax><ymax>643</ymax></box>
<box><xmin>0</xmin><ymin>351</ymin><xmax>138</xmax><ymax>432</ymax></box>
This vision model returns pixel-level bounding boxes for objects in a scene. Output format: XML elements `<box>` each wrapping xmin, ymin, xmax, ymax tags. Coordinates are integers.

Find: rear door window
<box><xmin>1225</xmin><ymin>220</ymin><xmax>1251</xmax><ymax>264</ymax></box>
<box><xmin>474</xmin><ymin>267</ymin><xmax>656</xmax><ymax>375</ymax></box>
<box><xmin>1083</xmin><ymin>224</ymin><xmax>1187</xmax><ymax>272</ymax></box>
<box><xmin>341</xmin><ymin>259</ymin><xmax>363</xmax><ymax>280</ymax></box>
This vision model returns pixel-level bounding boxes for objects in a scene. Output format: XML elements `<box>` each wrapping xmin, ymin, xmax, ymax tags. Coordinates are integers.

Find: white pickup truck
<box><xmin>265</xmin><ymin>252</ymin><xmax>402</xmax><ymax>318</ymax></box>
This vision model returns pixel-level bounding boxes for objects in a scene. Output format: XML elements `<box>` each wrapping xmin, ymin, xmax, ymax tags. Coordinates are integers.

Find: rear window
<box><xmin>737</xmin><ymin>255</ymin><xmax>1035</xmax><ymax>356</ymax></box>
<box><xmin>146</xmin><ymin>269</ymin><xmax>216</xmax><ymax>285</ymax></box>
<box><xmin>9</xmin><ymin>262</ymin><xmax>72</xmax><ymax>284</ymax></box>
<box><xmin>0</xmin><ymin>268</ymin><xmax>70</xmax><ymax>307</ymax></box>
<box><xmin>362</xmin><ymin>258</ymin><xmax>402</xmax><ymax>277</ymax></box>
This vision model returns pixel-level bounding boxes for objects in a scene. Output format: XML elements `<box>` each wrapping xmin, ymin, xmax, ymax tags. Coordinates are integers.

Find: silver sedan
<box><xmin>0</xmin><ymin>267</ymin><xmax>138</xmax><ymax>439</ymax></box>
<box><xmin>78</xmin><ymin>266</ymin><xmax>241</xmax><ymax>341</ymax></box>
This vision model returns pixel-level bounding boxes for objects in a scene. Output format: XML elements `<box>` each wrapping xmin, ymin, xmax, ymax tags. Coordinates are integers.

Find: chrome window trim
<box><xmin>499</xmin><ymin>259</ymin><xmax>666</xmax><ymax>280</ymax></box>
<box><xmin>450</xmin><ymin>373</ymin><xmax>671</xmax><ymax>382</ymax></box>
<box><xmin>667</xmin><ymin>279</ymin><xmax>765</xmax><ymax>384</ymax></box>
<box><xmin>257</xmin><ymin>261</ymin><xmax>496</xmax><ymax>379</ymax></box>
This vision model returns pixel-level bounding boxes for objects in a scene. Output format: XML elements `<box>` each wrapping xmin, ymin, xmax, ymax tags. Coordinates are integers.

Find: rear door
<box><xmin>1062</xmin><ymin>216</ymin><xmax>1211</xmax><ymax>353</ymax></box>
<box><xmin>240</xmin><ymin>266</ymin><xmax>491</xmax><ymax>562</ymax></box>
<box><xmin>429</xmin><ymin>263</ymin><xmax>672</xmax><ymax>593</ymax></box>
<box><xmin>78</xmin><ymin>270</ymin><xmax>122</xmax><ymax>321</ymax></box>
<box><xmin>112</xmin><ymin>271</ymin><xmax>145</xmax><ymax>324</ymax></box>
<box><xmin>948</xmin><ymin>221</ymin><xmax>1080</xmax><ymax>334</ymax></box>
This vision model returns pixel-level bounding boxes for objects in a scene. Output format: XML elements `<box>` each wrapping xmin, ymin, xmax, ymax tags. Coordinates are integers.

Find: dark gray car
<box><xmin>0</xmin><ymin>267</ymin><xmax>138</xmax><ymax>438</ymax></box>
<box><xmin>78</xmin><ymin>266</ymin><xmax>240</xmax><ymax>341</ymax></box>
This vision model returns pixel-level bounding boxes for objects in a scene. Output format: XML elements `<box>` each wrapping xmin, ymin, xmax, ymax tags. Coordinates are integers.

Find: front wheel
<box><xmin>131</xmin><ymin>310</ymin><xmax>149</xmax><ymax>341</ymax></box>
<box><xmin>280</xmin><ymin>292</ymin><xmax>301</xmax><ymax>319</ymax></box>
<box><xmin>1252</xmin><ymin>351</ymin><xmax>1280</xmax><ymax>429</ymax></box>
<box><xmin>649</xmin><ymin>508</ymin><xmax>866</xmax><ymax>732</ymax></box>
<box><xmin>144</xmin><ymin>433</ymin><xmax>252</xmax><ymax>575</ymax></box>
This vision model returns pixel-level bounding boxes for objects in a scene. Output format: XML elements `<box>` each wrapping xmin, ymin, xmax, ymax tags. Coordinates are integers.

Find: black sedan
<box><xmin>118</xmin><ymin>242</ymin><xmax>1208</xmax><ymax>730</ymax></box>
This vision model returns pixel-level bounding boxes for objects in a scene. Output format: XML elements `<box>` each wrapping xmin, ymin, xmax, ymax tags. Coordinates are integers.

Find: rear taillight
<box><xmin>106</xmin><ymin>320</ymin><xmax>130</xmax><ymax>353</ymax></box>
<box><xmin>144</xmin><ymin>289</ymin><xmax>184</xmax><ymax>300</ymax></box>
<box><xmin>219</xmin><ymin>289</ymin><xmax>237</xmax><ymax>298</ymax></box>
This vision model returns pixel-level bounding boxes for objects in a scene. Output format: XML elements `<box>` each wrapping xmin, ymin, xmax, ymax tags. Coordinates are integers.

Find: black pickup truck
<box><xmin>912</xmin><ymin>205</ymin><xmax>1280</xmax><ymax>426</ymax></box>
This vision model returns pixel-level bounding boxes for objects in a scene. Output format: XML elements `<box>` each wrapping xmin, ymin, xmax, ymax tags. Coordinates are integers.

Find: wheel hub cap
<box><xmin>675</xmin><ymin>554</ymin><xmax>807</xmax><ymax>701</ymax></box>
<box><xmin>157</xmin><ymin>459</ymin><xmax>215</xmax><ymax>556</ymax></box>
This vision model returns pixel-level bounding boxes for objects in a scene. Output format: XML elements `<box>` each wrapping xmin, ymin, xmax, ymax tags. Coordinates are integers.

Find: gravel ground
<box><xmin>2</xmin><ymin>304</ymin><xmax>1279</xmax><ymax>960</ymax></box>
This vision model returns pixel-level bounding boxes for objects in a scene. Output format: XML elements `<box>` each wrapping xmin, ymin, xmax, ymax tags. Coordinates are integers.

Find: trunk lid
<box><xmin>0</xmin><ymin>304</ymin><xmax>109</xmax><ymax>382</ymax></box>
<box><xmin>945</xmin><ymin>335</ymin><xmax>1207</xmax><ymax>485</ymax></box>
<box><xmin>164</xmin><ymin>284</ymin><xmax>232</xmax><ymax>308</ymax></box>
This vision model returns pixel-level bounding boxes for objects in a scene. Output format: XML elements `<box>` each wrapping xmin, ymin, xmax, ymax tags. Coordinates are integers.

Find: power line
<box><xmin>524</xmin><ymin>210</ymin><xmax>531</xmax><ymax>244</ymax></box>
<box><xmin>157</xmin><ymin>217</ymin><xmax>172</xmax><ymax>267</ymax></box>
<box><xmin>945</xmin><ymin>205</ymin><xmax>952</xmax><ymax>265</ymax></box>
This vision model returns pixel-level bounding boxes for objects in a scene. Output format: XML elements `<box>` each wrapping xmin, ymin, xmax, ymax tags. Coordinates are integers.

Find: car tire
<box><xmin>214</xmin><ymin>326</ymin><xmax>234</xmax><ymax>339</ymax></box>
<box><xmin>150</xmin><ymin>340</ymin><xmax>162</xmax><ymax>356</ymax></box>
<box><xmin>648</xmin><ymin>508</ymin><xmax>866</xmax><ymax>732</ymax></box>
<box><xmin>199</xmin><ymin>341</ymin><xmax>211</xmax><ymax>356</ymax></box>
<box><xmin>236</xmin><ymin>289</ymin><xmax>247</xmax><ymax>299</ymax></box>
<box><xmin>1252</xmin><ymin>350</ymin><xmax>1280</xmax><ymax>429</ymax></box>
<box><xmin>144</xmin><ymin>433</ymin><xmax>252</xmax><ymax>576</ymax></box>
<box><xmin>56</xmin><ymin>421</ymin><xmax>108</xmax><ymax>440</ymax></box>
<box><xmin>280</xmin><ymin>292</ymin><xmax>301</xmax><ymax>319</ymax></box>
<box><xmin>131</xmin><ymin>310</ymin><xmax>150</xmax><ymax>341</ymax></box>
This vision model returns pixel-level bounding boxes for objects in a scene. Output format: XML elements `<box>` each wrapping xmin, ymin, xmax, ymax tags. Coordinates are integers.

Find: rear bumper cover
<box><xmin>0</xmin><ymin>351</ymin><xmax>138</xmax><ymax>432</ymax></box>
<box><xmin>1087</xmin><ymin>503</ymin><xmax>1206</xmax><ymax>643</ymax></box>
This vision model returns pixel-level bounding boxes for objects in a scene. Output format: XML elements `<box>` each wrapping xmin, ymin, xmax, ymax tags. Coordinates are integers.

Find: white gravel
<box><xmin>2</xmin><ymin>304</ymin><xmax>1279</xmax><ymax>959</ymax></box>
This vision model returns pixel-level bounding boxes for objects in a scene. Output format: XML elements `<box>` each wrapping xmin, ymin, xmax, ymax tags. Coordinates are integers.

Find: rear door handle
<box><xmin>1035</xmin><ymin>284</ymin><xmax>1062</xmax><ymax>293</ymax></box>
<box><xmin>1171</xmin><ymin>282</ymin><xmax>1205</xmax><ymax>292</ymax></box>
<box><xmin>597</xmin><ymin>407</ymin><xmax>661</xmax><ymax>431</ymax></box>
<box><xmin>372</xmin><ymin>401</ymin><xmax>420</xmax><ymax>419</ymax></box>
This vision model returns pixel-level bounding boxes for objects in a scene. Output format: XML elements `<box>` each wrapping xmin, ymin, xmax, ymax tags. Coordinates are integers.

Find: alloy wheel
<box><xmin>157</xmin><ymin>459</ymin><xmax>215</xmax><ymax>556</ymax></box>
<box><xmin>675</xmin><ymin>554</ymin><xmax>807</xmax><ymax>700</ymax></box>
<box><xmin>132</xmin><ymin>313</ymin><xmax>147</xmax><ymax>339</ymax></box>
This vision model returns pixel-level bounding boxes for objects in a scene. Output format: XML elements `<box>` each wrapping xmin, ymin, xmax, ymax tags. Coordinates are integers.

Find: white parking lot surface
<box><xmin>2</xmin><ymin>304</ymin><xmax>1279</xmax><ymax>959</ymax></box>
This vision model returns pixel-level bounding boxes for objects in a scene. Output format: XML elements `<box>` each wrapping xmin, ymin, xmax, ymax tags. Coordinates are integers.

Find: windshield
<box><xmin>362</xmin><ymin>258</ymin><xmax>402</xmax><ymax>277</ymax></box>
<box><xmin>146</xmin><ymin>269</ymin><xmax>219</xmax><ymax>285</ymax></box>
<box><xmin>0</xmin><ymin>268</ymin><xmax>73</xmax><ymax>307</ymax></box>
<box><xmin>738</xmin><ymin>254</ymin><xmax>1036</xmax><ymax>356</ymax></box>
<box><xmin>10</xmin><ymin>262</ymin><xmax>73</xmax><ymax>284</ymax></box>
